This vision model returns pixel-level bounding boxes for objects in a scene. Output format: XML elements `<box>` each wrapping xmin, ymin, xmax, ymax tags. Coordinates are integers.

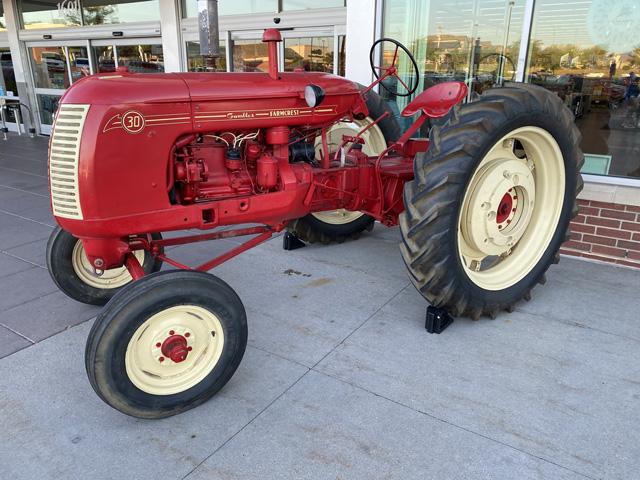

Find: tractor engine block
<box><xmin>173</xmin><ymin>134</ymin><xmax>257</xmax><ymax>204</ymax></box>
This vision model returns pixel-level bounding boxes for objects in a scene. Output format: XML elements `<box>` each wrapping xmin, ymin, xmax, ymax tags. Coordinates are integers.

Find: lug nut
<box><xmin>184</xmin><ymin>332</ymin><xmax>190</xmax><ymax>338</ymax></box>
<box><xmin>159</xmin><ymin>357</ymin><xmax>165</xmax><ymax>362</ymax></box>
<box><xmin>156</xmin><ymin>342</ymin><xmax>161</xmax><ymax>348</ymax></box>
<box><xmin>169</xmin><ymin>330</ymin><xmax>175</xmax><ymax>335</ymax></box>
<box><xmin>94</xmin><ymin>258</ymin><xmax>104</xmax><ymax>268</ymax></box>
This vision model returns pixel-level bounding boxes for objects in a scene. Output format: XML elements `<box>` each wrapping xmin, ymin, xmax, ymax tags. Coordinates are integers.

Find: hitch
<box><xmin>425</xmin><ymin>305</ymin><xmax>454</xmax><ymax>334</ymax></box>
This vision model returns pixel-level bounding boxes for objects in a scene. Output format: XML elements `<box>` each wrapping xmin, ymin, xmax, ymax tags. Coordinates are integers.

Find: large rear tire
<box><xmin>85</xmin><ymin>270</ymin><xmax>247</xmax><ymax>419</ymax></box>
<box><xmin>400</xmin><ymin>84</ymin><xmax>584</xmax><ymax>319</ymax></box>
<box><xmin>288</xmin><ymin>87</ymin><xmax>401</xmax><ymax>244</ymax></box>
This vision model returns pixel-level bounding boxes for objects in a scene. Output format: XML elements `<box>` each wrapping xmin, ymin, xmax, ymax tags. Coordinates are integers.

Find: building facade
<box><xmin>2</xmin><ymin>0</ymin><xmax>640</xmax><ymax>267</ymax></box>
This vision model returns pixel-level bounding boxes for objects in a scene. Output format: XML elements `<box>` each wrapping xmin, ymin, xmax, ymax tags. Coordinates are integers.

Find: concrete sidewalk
<box><xmin>1</xmin><ymin>133</ymin><xmax>639</xmax><ymax>479</ymax></box>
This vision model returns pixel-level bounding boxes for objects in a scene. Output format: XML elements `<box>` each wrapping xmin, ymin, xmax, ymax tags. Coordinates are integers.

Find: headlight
<box><xmin>304</xmin><ymin>84</ymin><xmax>325</xmax><ymax>108</ymax></box>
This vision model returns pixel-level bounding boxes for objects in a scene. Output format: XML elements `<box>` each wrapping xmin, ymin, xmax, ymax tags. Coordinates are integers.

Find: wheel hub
<box><xmin>461</xmin><ymin>158</ymin><xmax>535</xmax><ymax>257</ymax></box>
<box><xmin>496</xmin><ymin>192</ymin><xmax>513</xmax><ymax>224</ymax></box>
<box><xmin>161</xmin><ymin>334</ymin><xmax>190</xmax><ymax>363</ymax></box>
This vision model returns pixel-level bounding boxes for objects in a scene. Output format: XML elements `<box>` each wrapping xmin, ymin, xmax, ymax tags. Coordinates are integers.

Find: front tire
<box><xmin>400</xmin><ymin>84</ymin><xmax>584</xmax><ymax>319</ymax></box>
<box><xmin>85</xmin><ymin>270</ymin><xmax>247</xmax><ymax>419</ymax></box>
<box><xmin>46</xmin><ymin>227</ymin><xmax>163</xmax><ymax>306</ymax></box>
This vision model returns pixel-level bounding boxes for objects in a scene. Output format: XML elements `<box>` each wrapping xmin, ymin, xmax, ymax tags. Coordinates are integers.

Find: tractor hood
<box><xmin>61</xmin><ymin>71</ymin><xmax>360</xmax><ymax>105</ymax></box>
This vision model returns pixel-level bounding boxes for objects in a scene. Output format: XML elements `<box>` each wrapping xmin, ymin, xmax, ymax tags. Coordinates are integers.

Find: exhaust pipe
<box><xmin>197</xmin><ymin>0</ymin><xmax>221</xmax><ymax>70</ymax></box>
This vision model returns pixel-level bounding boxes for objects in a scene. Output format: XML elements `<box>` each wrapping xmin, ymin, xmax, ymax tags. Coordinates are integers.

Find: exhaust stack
<box><xmin>197</xmin><ymin>0</ymin><xmax>221</xmax><ymax>69</ymax></box>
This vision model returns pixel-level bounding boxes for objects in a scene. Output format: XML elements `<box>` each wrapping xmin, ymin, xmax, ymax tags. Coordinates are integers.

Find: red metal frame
<box><xmin>51</xmin><ymin>28</ymin><xmax>467</xmax><ymax>279</ymax></box>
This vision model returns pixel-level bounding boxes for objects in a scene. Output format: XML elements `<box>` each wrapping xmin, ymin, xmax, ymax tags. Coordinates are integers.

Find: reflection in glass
<box><xmin>383</xmin><ymin>0</ymin><xmax>523</xmax><ymax>128</ymax></box>
<box><xmin>182</xmin><ymin>0</ymin><xmax>276</xmax><ymax>19</ymax></box>
<box><xmin>67</xmin><ymin>46</ymin><xmax>90</xmax><ymax>83</ymax></box>
<box><xmin>81</xmin><ymin>0</ymin><xmax>160</xmax><ymax>25</ymax></box>
<box><xmin>37</xmin><ymin>94</ymin><xmax>61</xmax><ymax>125</ymax></box>
<box><xmin>117</xmin><ymin>44</ymin><xmax>164</xmax><ymax>73</ymax></box>
<box><xmin>30</xmin><ymin>47</ymin><xmax>68</xmax><ymax>89</ymax></box>
<box><xmin>284</xmin><ymin>37</ymin><xmax>334</xmax><ymax>72</ymax></box>
<box><xmin>527</xmin><ymin>0</ymin><xmax>640</xmax><ymax>178</ymax></box>
<box><xmin>93</xmin><ymin>45</ymin><xmax>116</xmax><ymax>73</ymax></box>
<box><xmin>21</xmin><ymin>0</ymin><xmax>159</xmax><ymax>28</ymax></box>
<box><xmin>282</xmin><ymin>0</ymin><xmax>345</xmax><ymax>10</ymax></box>
<box><xmin>232</xmin><ymin>40</ymin><xmax>268</xmax><ymax>72</ymax></box>
<box><xmin>338</xmin><ymin>35</ymin><xmax>346</xmax><ymax>77</ymax></box>
<box><xmin>21</xmin><ymin>0</ymin><xmax>81</xmax><ymax>29</ymax></box>
<box><xmin>1</xmin><ymin>48</ymin><xmax>17</xmax><ymax>94</ymax></box>
<box><xmin>1</xmin><ymin>3</ymin><xmax>6</xmax><ymax>31</ymax></box>
<box><xmin>186</xmin><ymin>41</ymin><xmax>227</xmax><ymax>72</ymax></box>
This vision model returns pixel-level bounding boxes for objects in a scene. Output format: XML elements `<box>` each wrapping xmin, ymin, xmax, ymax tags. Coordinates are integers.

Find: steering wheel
<box><xmin>369</xmin><ymin>38</ymin><xmax>420</xmax><ymax>97</ymax></box>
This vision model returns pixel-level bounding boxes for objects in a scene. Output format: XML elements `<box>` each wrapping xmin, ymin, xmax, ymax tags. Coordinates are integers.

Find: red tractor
<box><xmin>46</xmin><ymin>31</ymin><xmax>582</xmax><ymax>418</ymax></box>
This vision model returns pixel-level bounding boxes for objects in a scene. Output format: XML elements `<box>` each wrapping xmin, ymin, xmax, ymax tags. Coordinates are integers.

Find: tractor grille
<box><xmin>48</xmin><ymin>104</ymin><xmax>90</xmax><ymax>220</ymax></box>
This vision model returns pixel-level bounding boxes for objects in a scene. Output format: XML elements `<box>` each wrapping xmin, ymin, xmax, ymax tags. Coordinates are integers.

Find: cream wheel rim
<box><xmin>457</xmin><ymin>126</ymin><xmax>565</xmax><ymax>290</ymax></box>
<box><xmin>125</xmin><ymin>305</ymin><xmax>225</xmax><ymax>395</ymax></box>
<box><xmin>311</xmin><ymin>118</ymin><xmax>388</xmax><ymax>225</ymax></box>
<box><xmin>72</xmin><ymin>241</ymin><xmax>145</xmax><ymax>289</ymax></box>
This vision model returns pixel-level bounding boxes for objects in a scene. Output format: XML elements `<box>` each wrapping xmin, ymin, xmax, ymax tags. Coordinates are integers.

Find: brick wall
<box><xmin>562</xmin><ymin>199</ymin><xmax>640</xmax><ymax>268</ymax></box>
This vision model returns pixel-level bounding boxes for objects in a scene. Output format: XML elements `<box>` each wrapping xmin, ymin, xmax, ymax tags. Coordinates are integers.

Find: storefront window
<box><xmin>37</xmin><ymin>94</ymin><xmax>61</xmax><ymax>125</ymax></box>
<box><xmin>232</xmin><ymin>40</ymin><xmax>268</xmax><ymax>72</ymax></box>
<box><xmin>21</xmin><ymin>0</ymin><xmax>159</xmax><ymax>29</ymax></box>
<box><xmin>1</xmin><ymin>48</ymin><xmax>17</xmax><ymax>95</ymax></box>
<box><xmin>182</xmin><ymin>0</ymin><xmax>276</xmax><ymax>19</ymax></box>
<box><xmin>30</xmin><ymin>47</ymin><xmax>69</xmax><ymax>89</ymax></box>
<box><xmin>93</xmin><ymin>45</ymin><xmax>116</xmax><ymax>72</ymax></box>
<box><xmin>186</xmin><ymin>41</ymin><xmax>227</xmax><ymax>72</ymax></box>
<box><xmin>338</xmin><ymin>35</ymin><xmax>346</xmax><ymax>77</ymax></box>
<box><xmin>527</xmin><ymin>0</ymin><xmax>640</xmax><ymax>179</ymax></box>
<box><xmin>282</xmin><ymin>1</ymin><xmax>345</xmax><ymax>10</ymax></box>
<box><xmin>117</xmin><ymin>44</ymin><xmax>164</xmax><ymax>73</ymax></box>
<box><xmin>0</xmin><ymin>3</ymin><xmax>6</xmax><ymax>31</ymax></box>
<box><xmin>81</xmin><ymin>0</ymin><xmax>160</xmax><ymax>25</ymax></box>
<box><xmin>383</xmin><ymin>0</ymin><xmax>524</xmax><ymax>129</ymax></box>
<box><xmin>22</xmin><ymin>0</ymin><xmax>81</xmax><ymax>29</ymax></box>
<box><xmin>284</xmin><ymin>37</ymin><xmax>334</xmax><ymax>72</ymax></box>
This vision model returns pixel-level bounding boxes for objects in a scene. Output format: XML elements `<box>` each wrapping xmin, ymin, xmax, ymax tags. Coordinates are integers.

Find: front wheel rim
<box><xmin>125</xmin><ymin>305</ymin><xmax>225</xmax><ymax>395</ymax></box>
<box><xmin>457</xmin><ymin>126</ymin><xmax>566</xmax><ymax>291</ymax></box>
<box><xmin>72</xmin><ymin>241</ymin><xmax>145</xmax><ymax>289</ymax></box>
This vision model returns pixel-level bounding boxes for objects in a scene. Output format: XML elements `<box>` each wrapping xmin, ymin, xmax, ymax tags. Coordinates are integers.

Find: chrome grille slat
<box><xmin>48</xmin><ymin>104</ymin><xmax>89</xmax><ymax>219</ymax></box>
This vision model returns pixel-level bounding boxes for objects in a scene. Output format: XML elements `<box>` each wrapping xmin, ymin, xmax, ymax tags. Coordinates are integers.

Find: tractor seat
<box><xmin>401</xmin><ymin>81</ymin><xmax>468</xmax><ymax>118</ymax></box>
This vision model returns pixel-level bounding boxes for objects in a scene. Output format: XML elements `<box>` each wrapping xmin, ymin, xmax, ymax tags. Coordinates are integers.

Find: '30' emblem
<box><xmin>121</xmin><ymin>110</ymin><xmax>145</xmax><ymax>134</ymax></box>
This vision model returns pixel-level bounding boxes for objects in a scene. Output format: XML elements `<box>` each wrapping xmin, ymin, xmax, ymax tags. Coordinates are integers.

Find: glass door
<box><xmin>229</xmin><ymin>27</ymin><xmax>342</xmax><ymax>75</ymax></box>
<box><xmin>27</xmin><ymin>41</ymin><xmax>92</xmax><ymax>134</ymax></box>
<box><xmin>91</xmin><ymin>38</ymin><xmax>165</xmax><ymax>74</ymax></box>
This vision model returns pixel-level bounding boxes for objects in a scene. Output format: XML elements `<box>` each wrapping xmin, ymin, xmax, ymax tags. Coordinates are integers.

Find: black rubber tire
<box><xmin>400</xmin><ymin>84</ymin><xmax>584</xmax><ymax>320</ymax></box>
<box><xmin>46</xmin><ymin>227</ymin><xmax>163</xmax><ymax>306</ymax></box>
<box><xmin>288</xmin><ymin>86</ymin><xmax>401</xmax><ymax>244</ymax></box>
<box><xmin>85</xmin><ymin>270</ymin><xmax>247</xmax><ymax>419</ymax></box>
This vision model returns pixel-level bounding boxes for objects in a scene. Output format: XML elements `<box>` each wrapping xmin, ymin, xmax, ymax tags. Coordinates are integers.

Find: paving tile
<box><xmin>0</xmin><ymin>267</ymin><xmax>58</xmax><ymax>311</ymax></box>
<box><xmin>0</xmin><ymin>155</ymin><xmax>47</xmax><ymax>176</ymax></box>
<box><xmin>316</xmin><ymin>286</ymin><xmax>640</xmax><ymax>479</ymax></box>
<box><xmin>1</xmin><ymin>291</ymin><xmax>100</xmax><ymax>342</ymax></box>
<box><xmin>188</xmin><ymin>371</ymin><xmax>583</xmax><ymax>480</ymax></box>
<box><xmin>208</xmin><ymin>239</ymin><xmax>409</xmax><ymax>367</ymax></box>
<box><xmin>259</xmin><ymin>224</ymin><xmax>409</xmax><ymax>282</ymax></box>
<box><xmin>5</xmin><ymin>238</ymin><xmax>48</xmax><ymax>268</ymax></box>
<box><xmin>0</xmin><ymin>252</ymin><xmax>35</xmax><ymax>278</ymax></box>
<box><xmin>518</xmin><ymin>256</ymin><xmax>640</xmax><ymax>340</ymax></box>
<box><xmin>0</xmin><ymin>323</ymin><xmax>308</xmax><ymax>480</ymax></box>
<box><xmin>0</xmin><ymin>324</ymin><xmax>31</xmax><ymax>358</ymax></box>
<box><xmin>0</xmin><ymin>166</ymin><xmax>49</xmax><ymax>192</ymax></box>
<box><xmin>0</xmin><ymin>186</ymin><xmax>54</xmax><ymax>226</ymax></box>
<box><xmin>0</xmin><ymin>211</ymin><xmax>53</xmax><ymax>250</ymax></box>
